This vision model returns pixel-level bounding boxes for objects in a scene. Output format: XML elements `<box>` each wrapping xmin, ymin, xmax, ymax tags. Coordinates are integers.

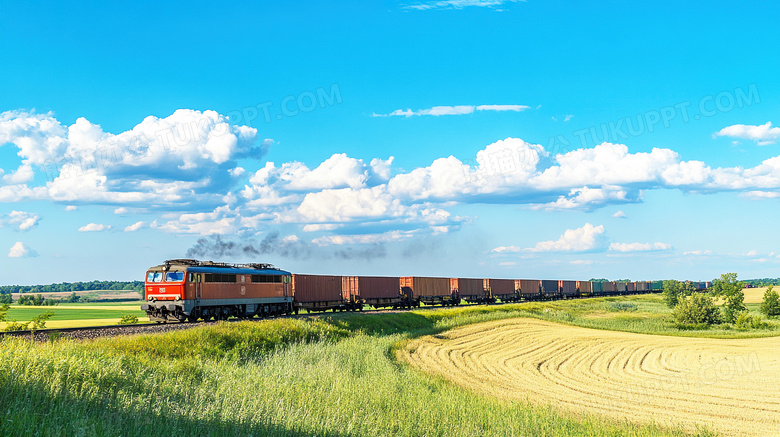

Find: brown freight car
<box><xmin>577</xmin><ymin>280</ymin><xmax>592</xmax><ymax>297</ymax></box>
<box><xmin>400</xmin><ymin>276</ymin><xmax>457</xmax><ymax>306</ymax></box>
<box><xmin>292</xmin><ymin>274</ymin><xmax>356</xmax><ymax>312</ymax></box>
<box><xmin>486</xmin><ymin>278</ymin><xmax>519</xmax><ymax>302</ymax></box>
<box><xmin>560</xmin><ymin>280</ymin><xmax>577</xmax><ymax>298</ymax></box>
<box><xmin>516</xmin><ymin>279</ymin><xmax>541</xmax><ymax>300</ymax></box>
<box><xmin>342</xmin><ymin>276</ymin><xmax>409</xmax><ymax>309</ymax></box>
<box><xmin>451</xmin><ymin>278</ymin><xmax>491</xmax><ymax>304</ymax></box>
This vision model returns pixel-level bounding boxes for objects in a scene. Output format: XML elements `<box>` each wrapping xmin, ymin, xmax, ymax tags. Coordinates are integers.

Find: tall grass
<box><xmin>0</xmin><ymin>325</ymin><xmax>715</xmax><ymax>436</ymax></box>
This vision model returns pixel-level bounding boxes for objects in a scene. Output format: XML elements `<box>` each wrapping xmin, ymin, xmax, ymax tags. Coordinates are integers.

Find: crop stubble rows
<box><xmin>400</xmin><ymin>318</ymin><xmax>780</xmax><ymax>437</ymax></box>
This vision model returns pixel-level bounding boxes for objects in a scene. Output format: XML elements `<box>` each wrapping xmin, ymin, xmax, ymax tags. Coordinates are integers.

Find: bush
<box><xmin>118</xmin><ymin>314</ymin><xmax>139</xmax><ymax>325</ymax></box>
<box><xmin>734</xmin><ymin>311</ymin><xmax>769</xmax><ymax>330</ymax></box>
<box><xmin>760</xmin><ymin>285</ymin><xmax>780</xmax><ymax>317</ymax></box>
<box><xmin>672</xmin><ymin>292</ymin><xmax>721</xmax><ymax>326</ymax></box>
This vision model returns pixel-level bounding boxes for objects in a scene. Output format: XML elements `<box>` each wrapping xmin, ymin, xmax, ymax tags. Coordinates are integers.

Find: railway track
<box><xmin>0</xmin><ymin>294</ymin><xmax>656</xmax><ymax>342</ymax></box>
<box><xmin>0</xmin><ymin>305</ymin><xmax>407</xmax><ymax>341</ymax></box>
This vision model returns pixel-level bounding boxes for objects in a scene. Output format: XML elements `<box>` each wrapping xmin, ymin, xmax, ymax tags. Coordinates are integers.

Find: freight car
<box><xmin>292</xmin><ymin>274</ymin><xmax>354</xmax><ymax>313</ymax></box>
<box><xmin>343</xmin><ymin>276</ymin><xmax>413</xmax><ymax>309</ymax></box>
<box><xmin>400</xmin><ymin>276</ymin><xmax>458</xmax><ymax>306</ymax></box>
<box><xmin>516</xmin><ymin>279</ymin><xmax>541</xmax><ymax>300</ymax></box>
<box><xmin>142</xmin><ymin>259</ymin><xmax>293</xmax><ymax>322</ymax></box>
<box><xmin>452</xmin><ymin>278</ymin><xmax>492</xmax><ymax>304</ymax></box>
<box><xmin>560</xmin><ymin>280</ymin><xmax>577</xmax><ymax>299</ymax></box>
<box><xmin>487</xmin><ymin>279</ymin><xmax>520</xmax><ymax>302</ymax></box>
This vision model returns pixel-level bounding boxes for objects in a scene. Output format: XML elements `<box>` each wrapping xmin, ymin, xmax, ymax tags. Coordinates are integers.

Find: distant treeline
<box><xmin>0</xmin><ymin>280</ymin><xmax>144</xmax><ymax>295</ymax></box>
<box><xmin>743</xmin><ymin>278</ymin><xmax>780</xmax><ymax>287</ymax></box>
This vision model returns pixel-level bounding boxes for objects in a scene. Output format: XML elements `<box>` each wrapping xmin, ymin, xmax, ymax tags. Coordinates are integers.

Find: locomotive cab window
<box><xmin>165</xmin><ymin>272</ymin><xmax>185</xmax><ymax>282</ymax></box>
<box><xmin>147</xmin><ymin>272</ymin><xmax>163</xmax><ymax>282</ymax></box>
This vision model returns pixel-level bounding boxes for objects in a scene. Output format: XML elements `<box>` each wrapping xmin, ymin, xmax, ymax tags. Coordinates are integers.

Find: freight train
<box><xmin>141</xmin><ymin>259</ymin><xmax>689</xmax><ymax>323</ymax></box>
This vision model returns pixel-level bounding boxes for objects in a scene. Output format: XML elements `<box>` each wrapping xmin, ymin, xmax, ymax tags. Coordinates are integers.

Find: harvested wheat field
<box><xmin>401</xmin><ymin>318</ymin><xmax>780</xmax><ymax>436</ymax></box>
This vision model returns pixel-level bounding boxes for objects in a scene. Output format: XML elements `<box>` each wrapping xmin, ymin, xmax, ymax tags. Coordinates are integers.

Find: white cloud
<box><xmin>8</xmin><ymin>241</ymin><xmax>38</xmax><ymax>258</ymax></box>
<box><xmin>114</xmin><ymin>207</ymin><xmax>129</xmax><ymax>215</ymax></box>
<box><xmin>746</xmin><ymin>250</ymin><xmax>758</xmax><ymax>256</ymax></box>
<box><xmin>65</xmin><ymin>205</ymin><xmax>77</xmax><ymax>211</ymax></box>
<box><xmin>526</xmin><ymin>223</ymin><xmax>605</xmax><ymax>253</ymax></box>
<box><xmin>373</xmin><ymin>104</ymin><xmax>528</xmax><ymax>117</ymax></box>
<box><xmin>564</xmin><ymin>114</ymin><xmax>574</xmax><ymax>122</ymax></box>
<box><xmin>491</xmin><ymin>246</ymin><xmax>522</xmax><ymax>253</ymax></box>
<box><xmin>608</xmin><ymin>242</ymin><xmax>672</xmax><ymax>252</ymax></box>
<box><xmin>716</xmin><ymin>122</ymin><xmax>780</xmax><ymax>145</ymax></box>
<box><xmin>124</xmin><ymin>221</ymin><xmax>146</xmax><ymax>232</ymax></box>
<box><xmin>612</xmin><ymin>210</ymin><xmax>627</xmax><ymax>218</ymax></box>
<box><xmin>533</xmin><ymin>186</ymin><xmax>632</xmax><ymax>211</ymax></box>
<box><xmin>78</xmin><ymin>223</ymin><xmax>111</xmax><ymax>232</ymax></box>
<box><xmin>302</xmin><ymin>223</ymin><xmax>342</xmax><ymax>232</ymax></box>
<box><xmin>0</xmin><ymin>211</ymin><xmax>41</xmax><ymax>231</ymax></box>
<box><xmin>0</xmin><ymin>109</ymin><xmax>266</xmax><ymax>207</ymax></box>
<box><xmin>405</xmin><ymin>0</ymin><xmax>524</xmax><ymax>10</ymax></box>
<box><xmin>2</xmin><ymin>164</ymin><xmax>34</xmax><ymax>184</ymax></box>
<box><xmin>683</xmin><ymin>250</ymin><xmax>712</xmax><ymax>255</ymax></box>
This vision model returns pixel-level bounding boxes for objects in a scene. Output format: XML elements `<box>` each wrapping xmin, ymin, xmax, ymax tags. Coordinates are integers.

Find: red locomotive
<box><xmin>142</xmin><ymin>259</ymin><xmax>293</xmax><ymax>322</ymax></box>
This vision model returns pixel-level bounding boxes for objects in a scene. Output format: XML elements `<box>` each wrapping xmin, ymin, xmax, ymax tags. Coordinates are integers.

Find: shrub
<box><xmin>119</xmin><ymin>314</ymin><xmax>139</xmax><ymax>325</ymax></box>
<box><xmin>734</xmin><ymin>311</ymin><xmax>769</xmax><ymax>330</ymax></box>
<box><xmin>760</xmin><ymin>285</ymin><xmax>780</xmax><ymax>317</ymax></box>
<box><xmin>672</xmin><ymin>292</ymin><xmax>721</xmax><ymax>326</ymax></box>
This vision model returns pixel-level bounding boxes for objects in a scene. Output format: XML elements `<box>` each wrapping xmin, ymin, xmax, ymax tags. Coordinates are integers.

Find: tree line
<box><xmin>0</xmin><ymin>280</ymin><xmax>143</xmax><ymax>295</ymax></box>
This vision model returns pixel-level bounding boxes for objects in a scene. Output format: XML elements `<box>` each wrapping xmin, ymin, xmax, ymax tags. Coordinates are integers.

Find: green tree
<box><xmin>711</xmin><ymin>273</ymin><xmax>746</xmax><ymax>323</ymax></box>
<box><xmin>760</xmin><ymin>285</ymin><xmax>780</xmax><ymax>317</ymax></box>
<box><xmin>0</xmin><ymin>293</ymin><xmax>12</xmax><ymax>304</ymax></box>
<box><xmin>672</xmin><ymin>292</ymin><xmax>722</xmax><ymax>326</ymax></box>
<box><xmin>662</xmin><ymin>280</ymin><xmax>695</xmax><ymax>308</ymax></box>
<box><xmin>0</xmin><ymin>304</ymin><xmax>8</xmax><ymax>322</ymax></box>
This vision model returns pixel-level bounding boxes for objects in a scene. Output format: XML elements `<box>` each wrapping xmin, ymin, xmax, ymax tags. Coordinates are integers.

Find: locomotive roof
<box><xmin>185</xmin><ymin>266</ymin><xmax>291</xmax><ymax>275</ymax></box>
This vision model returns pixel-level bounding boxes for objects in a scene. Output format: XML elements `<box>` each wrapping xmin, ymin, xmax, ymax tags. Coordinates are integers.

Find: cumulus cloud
<box><xmin>526</xmin><ymin>223</ymin><xmax>605</xmax><ymax>252</ymax></box>
<box><xmin>612</xmin><ymin>210</ymin><xmax>627</xmax><ymax>218</ymax></box>
<box><xmin>78</xmin><ymin>223</ymin><xmax>111</xmax><ymax>232</ymax></box>
<box><xmin>0</xmin><ymin>211</ymin><xmax>41</xmax><ymax>231</ymax></box>
<box><xmin>608</xmin><ymin>242</ymin><xmax>672</xmax><ymax>252</ymax></box>
<box><xmin>8</xmin><ymin>241</ymin><xmax>38</xmax><ymax>258</ymax></box>
<box><xmin>124</xmin><ymin>221</ymin><xmax>146</xmax><ymax>232</ymax></box>
<box><xmin>716</xmin><ymin>122</ymin><xmax>780</xmax><ymax>145</ymax></box>
<box><xmin>0</xmin><ymin>109</ymin><xmax>266</xmax><ymax>207</ymax></box>
<box><xmin>373</xmin><ymin>104</ymin><xmax>528</xmax><ymax>117</ymax></box>
<box><xmin>65</xmin><ymin>205</ymin><xmax>77</xmax><ymax>211</ymax></box>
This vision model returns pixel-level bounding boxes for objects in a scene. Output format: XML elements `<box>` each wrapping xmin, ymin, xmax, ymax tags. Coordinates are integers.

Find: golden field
<box><xmin>400</xmin><ymin>318</ymin><xmax>780</xmax><ymax>436</ymax></box>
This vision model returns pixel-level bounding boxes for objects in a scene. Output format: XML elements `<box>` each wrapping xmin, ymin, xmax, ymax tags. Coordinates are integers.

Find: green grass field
<box><xmin>2</xmin><ymin>293</ymin><xmax>762</xmax><ymax>436</ymax></box>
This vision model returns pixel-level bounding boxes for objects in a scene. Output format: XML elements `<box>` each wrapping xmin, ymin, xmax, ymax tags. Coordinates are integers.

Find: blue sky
<box><xmin>1</xmin><ymin>0</ymin><xmax>779</xmax><ymax>285</ymax></box>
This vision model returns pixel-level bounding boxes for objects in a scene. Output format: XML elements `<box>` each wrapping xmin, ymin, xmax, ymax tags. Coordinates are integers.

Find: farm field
<box><xmin>10</xmin><ymin>289</ymin><xmax>142</xmax><ymax>302</ymax></box>
<box><xmin>401</xmin><ymin>318</ymin><xmax>779</xmax><ymax>437</ymax></box>
<box><xmin>0</xmin><ymin>304</ymin><xmax>148</xmax><ymax>329</ymax></box>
